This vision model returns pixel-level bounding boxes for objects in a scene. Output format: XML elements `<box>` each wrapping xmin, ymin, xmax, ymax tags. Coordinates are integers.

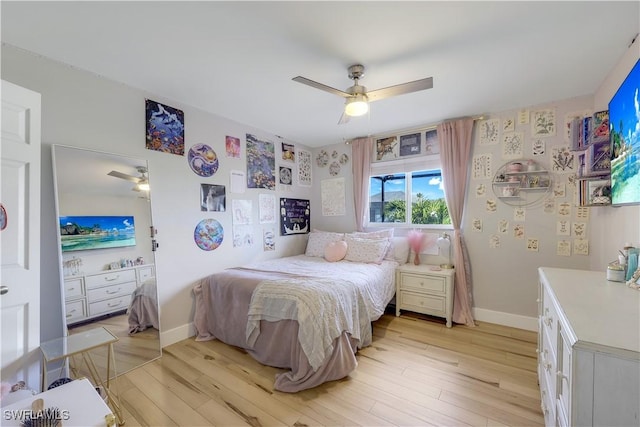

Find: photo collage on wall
<box><xmin>373</xmin><ymin>129</ymin><xmax>439</xmax><ymax>163</ymax></box>
<box><xmin>471</xmin><ymin>107</ymin><xmax>591</xmax><ymax>256</ymax></box>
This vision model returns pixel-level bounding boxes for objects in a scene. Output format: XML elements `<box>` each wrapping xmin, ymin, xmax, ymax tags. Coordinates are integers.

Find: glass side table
<box><xmin>40</xmin><ymin>326</ymin><xmax>124</xmax><ymax>425</ymax></box>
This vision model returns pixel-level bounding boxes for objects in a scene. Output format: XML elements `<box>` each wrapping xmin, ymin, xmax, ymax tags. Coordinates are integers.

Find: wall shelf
<box><xmin>492</xmin><ymin>159</ymin><xmax>551</xmax><ymax>206</ymax></box>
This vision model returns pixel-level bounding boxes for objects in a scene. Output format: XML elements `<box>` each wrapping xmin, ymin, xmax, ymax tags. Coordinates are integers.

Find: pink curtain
<box><xmin>351</xmin><ymin>137</ymin><xmax>374</xmax><ymax>231</ymax></box>
<box><xmin>437</xmin><ymin>118</ymin><xmax>475</xmax><ymax>326</ymax></box>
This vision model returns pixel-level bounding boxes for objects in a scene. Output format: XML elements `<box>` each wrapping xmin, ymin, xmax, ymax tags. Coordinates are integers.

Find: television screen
<box><xmin>609</xmin><ymin>58</ymin><xmax>640</xmax><ymax>206</ymax></box>
<box><xmin>59</xmin><ymin>215</ymin><xmax>136</xmax><ymax>252</ymax></box>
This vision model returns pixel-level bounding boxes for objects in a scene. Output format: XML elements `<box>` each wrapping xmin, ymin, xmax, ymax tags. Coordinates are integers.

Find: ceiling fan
<box><xmin>292</xmin><ymin>64</ymin><xmax>433</xmax><ymax>124</ymax></box>
<box><xmin>107</xmin><ymin>166</ymin><xmax>150</xmax><ymax>192</ymax></box>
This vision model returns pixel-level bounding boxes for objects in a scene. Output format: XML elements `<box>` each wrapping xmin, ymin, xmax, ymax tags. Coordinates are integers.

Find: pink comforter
<box><xmin>193</xmin><ymin>267</ymin><xmax>362</xmax><ymax>392</ymax></box>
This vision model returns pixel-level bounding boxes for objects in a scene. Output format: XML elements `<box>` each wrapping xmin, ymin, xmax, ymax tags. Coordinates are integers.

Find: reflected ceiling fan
<box><xmin>108</xmin><ymin>166</ymin><xmax>150</xmax><ymax>192</ymax></box>
<box><xmin>292</xmin><ymin>64</ymin><xmax>433</xmax><ymax>124</ymax></box>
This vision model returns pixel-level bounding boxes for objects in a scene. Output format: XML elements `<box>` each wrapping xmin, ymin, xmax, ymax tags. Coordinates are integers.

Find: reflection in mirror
<box><xmin>51</xmin><ymin>145</ymin><xmax>161</xmax><ymax>381</ymax></box>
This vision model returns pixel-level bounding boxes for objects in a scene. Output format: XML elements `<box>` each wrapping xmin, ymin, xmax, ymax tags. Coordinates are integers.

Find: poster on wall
<box><xmin>200</xmin><ymin>184</ymin><xmax>226</xmax><ymax>212</ymax></box>
<box><xmin>297</xmin><ymin>149</ymin><xmax>312</xmax><ymax>187</ymax></box>
<box><xmin>424</xmin><ymin>129</ymin><xmax>440</xmax><ymax>154</ymax></box>
<box><xmin>399</xmin><ymin>133</ymin><xmax>421</xmax><ymax>156</ymax></box>
<box><xmin>320</xmin><ymin>178</ymin><xmax>346</xmax><ymax>216</ymax></box>
<box><xmin>246</xmin><ymin>134</ymin><xmax>275</xmax><ymax>190</ymax></box>
<box><xmin>280</xmin><ymin>198</ymin><xmax>310</xmax><ymax>235</ymax></box>
<box><xmin>145</xmin><ymin>99</ymin><xmax>185</xmax><ymax>155</ymax></box>
<box><xmin>375</xmin><ymin>136</ymin><xmax>399</xmax><ymax>161</ymax></box>
<box><xmin>225</xmin><ymin>136</ymin><xmax>241</xmax><ymax>158</ymax></box>
<box><xmin>59</xmin><ymin>215</ymin><xmax>135</xmax><ymax>252</ymax></box>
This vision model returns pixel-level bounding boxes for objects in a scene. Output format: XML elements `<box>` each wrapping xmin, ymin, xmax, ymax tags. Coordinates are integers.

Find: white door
<box><xmin>0</xmin><ymin>80</ymin><xmax>42</xmax><ymax>391</ymax></box>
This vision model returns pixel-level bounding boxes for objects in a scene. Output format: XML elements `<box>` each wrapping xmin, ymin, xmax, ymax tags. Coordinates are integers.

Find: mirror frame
<box><xmin>51</xmin><ymin>144</ymin><xmax>161</xmax><ymax>375</ymax></box>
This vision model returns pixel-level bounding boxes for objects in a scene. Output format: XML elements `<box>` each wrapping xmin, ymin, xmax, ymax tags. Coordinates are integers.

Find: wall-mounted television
<box><xmin>609</xmin><ymin>58</ymin><xmax>640</xmax><ymax>206</ymax></box>
<box><xmin>59</xmin><ymin>215</ymin><xmax>136</xmax><ymax>252</ymax></box>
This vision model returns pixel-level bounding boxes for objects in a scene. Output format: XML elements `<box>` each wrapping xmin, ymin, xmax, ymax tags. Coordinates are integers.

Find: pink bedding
<box><xmin>192</xmin><ymin>256</ymin><xmax>396</xmax><ymax>392</ymax></box>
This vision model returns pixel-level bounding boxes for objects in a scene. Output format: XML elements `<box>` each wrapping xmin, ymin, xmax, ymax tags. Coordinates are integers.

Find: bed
<box><xmin>193</xmin><ymin>230</ymin><xmax>408</xmax><ymax>392</ymax></box>
<box><xmin>127</xmin><ymin>278</ymin><xmax>159</xmax><ymax>334</ymax></box>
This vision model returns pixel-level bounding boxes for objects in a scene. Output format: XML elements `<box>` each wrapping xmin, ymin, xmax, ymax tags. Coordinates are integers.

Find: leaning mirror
<box><xmin>51</xmin><ymin>145</ymin><xmax>161</xmax><ymax>381</ymax></box>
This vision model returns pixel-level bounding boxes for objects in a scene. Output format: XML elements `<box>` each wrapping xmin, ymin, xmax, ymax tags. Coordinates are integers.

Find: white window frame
<box><xmin>366</xmin><ymin>154</ymin><xmax>451</xmax><ymax>230</ymax></box>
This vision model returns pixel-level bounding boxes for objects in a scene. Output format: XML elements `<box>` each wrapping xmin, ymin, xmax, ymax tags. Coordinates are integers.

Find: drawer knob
<box><xmin>556</xmin><ymin>370</ymin><xmax>568</xmax><ymax>381</ymax></box>
<box><xmin>543</xmin><ymin>316</ymin><xmax>553</xmax><ymax>327</ymax></box>
<box><xmin>107</xmin><ymin>300</ymin><xmax>123</xmax><ymax>307</ymax></box>
<box><xmin>544</xmin><ymin>361</ymin><xmax>552</xmax><ymax>371</ymax></box>
<box><xmin>106</xmin><ymin>288</ymin><xmax>121</xmax><ymax>294</ymax></box>
<box><xmin>105</xmin><ymin>275</ymin><xmax>119</xmax><ymax>282</ymax></box>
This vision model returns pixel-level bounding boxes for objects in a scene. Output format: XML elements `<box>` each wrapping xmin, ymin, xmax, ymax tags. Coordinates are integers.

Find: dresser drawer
<box><xmin>557</xmin><ymin>325</ymin><xmax>572</xmax><ymax>422</ymax></box>
<box><xmin>541</xmin><ymin>286</ymin><xmax>559</xmax><ymax>352</ymax></box>
<box><xmin>399</xmin><ymin>273</ymin><xmax>446</xmax><ymax>294</ymax></box>
<box><xmin>540</xmin><ymin>326</ymin><xmax>557</xmax><ymax>404</ymax></box>
<box><xmin>64</xmin><ymin>277</ymin><xmax>84</xmax><ymax>300</ymax></box>
<box><xmin>89</xmin><ymin>295</ymin><xmax>129</xmax><ymax>316</ymax></box>
<box><xmin>87</xmin><ymin>281</ymin><xmax>136</xmax><ymax>303</ymax></box>
<box><xmin>538</xmin><ymin>359</ymin><xmax>556</xmax><ymax>427</ymax></box>
<box><xmin>85</xmin><ymin>269</ymin><xmax>136</xmax><ymax>289</ymax></box>
<box><xmin>136</xmin><ymin>265</ymin><xmax>155</xmax><ymax>284</ymax></box>
<box><xmin>65</xmin><ymin>299</ymin><xmax>86</xmax><ymax>323</ymax></box>
<box><xmin>399</xmin><ymin>291</ymin><xmax>446</xmax><ymax>315</ymax></box>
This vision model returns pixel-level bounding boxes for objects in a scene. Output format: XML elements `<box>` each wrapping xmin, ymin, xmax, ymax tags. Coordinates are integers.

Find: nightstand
<box><xmin>395</xmin><ymin>264</ymin><xmax>455</xmax><ymax>327</ymax></box>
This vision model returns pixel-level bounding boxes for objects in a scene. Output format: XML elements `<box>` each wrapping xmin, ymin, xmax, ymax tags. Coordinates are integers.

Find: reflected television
<box><xmin>609</xmin><ymin>58</ymin><xmax>640</xmax><ymax>206</ymax></box>
<box><xmin>59</xmin><ymin>215</ymin><xmax>136</xmax><ymax>252</ymax></box>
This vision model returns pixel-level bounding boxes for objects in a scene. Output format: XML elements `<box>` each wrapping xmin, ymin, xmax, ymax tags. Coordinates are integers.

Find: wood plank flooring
<box><xmin>110</xmin><ymin>313</ymin><xmax>543</xmax><ymax>426</ymax></box>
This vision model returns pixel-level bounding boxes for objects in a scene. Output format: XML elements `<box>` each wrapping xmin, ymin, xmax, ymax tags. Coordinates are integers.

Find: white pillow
<box><xmin>344</xmin><ymin>235</ymin><xmax>390</xmax><ymax>264</ymax></box>
<box><xmin>390</xmin><ymin>236</ymin><xmax>410</xmax><ymax>264</ymax></box>
<box><xmin>350</xmin><ymin>229</ymin><xmax>394</xmax><ymax>260</ymax></box>
<box><xmin>305</xmin><ymin>230</ymin><xmax>344</xmax><ymax>257</ymax></box>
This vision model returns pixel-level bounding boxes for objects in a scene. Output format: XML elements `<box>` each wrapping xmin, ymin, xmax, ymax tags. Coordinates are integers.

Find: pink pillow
<box><xmin>324</xmin><ymin>240</ymin><xmax>348</xmax><ymax>262</ymax></box>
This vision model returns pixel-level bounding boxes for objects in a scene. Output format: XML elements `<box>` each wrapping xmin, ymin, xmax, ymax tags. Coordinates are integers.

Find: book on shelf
<box><xmin>570</xmin><ymin>110</ymin><xmax>609</xmax><ymax>151</ymax></box>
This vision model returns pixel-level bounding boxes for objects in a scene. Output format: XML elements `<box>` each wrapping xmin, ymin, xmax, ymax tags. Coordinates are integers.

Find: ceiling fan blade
<box><xmin>366</xmin><ymin>77</ymin><xmax>433</xmax><ymax>102</ymax></box>
<box><xmin>292</xmin><ymin>76</ymin><xmax>351</xmax><ymax>98</ymax></box>
<box><xmin>108</xmin><ymin>170</ymin><xmax>140</xmax><ymax>183</ymax></box>
<box><xmin>337</xmin><ymin>111</ymin><xmax>351</xmax><ymax>125</ymax></box>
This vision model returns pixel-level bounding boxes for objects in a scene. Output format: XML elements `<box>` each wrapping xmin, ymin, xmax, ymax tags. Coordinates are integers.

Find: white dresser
<box><xmin>64</xmin><ymin>264</ymin><xmax>154</xmax><ymax>325</ymax></box>
<box><xmin>537</xmin><ymin>267</ymin><xmax>640</xmax><ymax>427</ymax></box>
<box><xmin>395</xmin><ymin>264</ymin><xmax>455</xmax><ymax>327</ymax></box>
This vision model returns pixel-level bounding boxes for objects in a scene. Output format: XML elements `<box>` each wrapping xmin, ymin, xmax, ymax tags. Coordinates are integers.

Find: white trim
<box><xmin>472</xmin><ymin>307</ymin><xmax>538</xmax><ymax>331</ymax></box>
<box><xmin>160</xmin><ymin>322</ymin><xmax>195</xmax><ymax>347</ymax></box>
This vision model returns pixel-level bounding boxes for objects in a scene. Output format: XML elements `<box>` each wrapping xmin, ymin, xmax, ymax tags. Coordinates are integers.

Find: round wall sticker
<box><xmin>194</xmin><ymin>218</ymin><xmax>224</xmax><ymax>251</ymax></box>
<box><xmin>188</xmin><ymin>143</ymin><xmax>219</xmax><ymax>177</ymax></box>
<box><xmin>0</xmin><ymin>204</ymin><xmax>7</xmax><ymax>231</ymax></box>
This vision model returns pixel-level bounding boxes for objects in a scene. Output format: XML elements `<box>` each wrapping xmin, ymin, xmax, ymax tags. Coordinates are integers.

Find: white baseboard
<box><xmin>160</xmin><ymin>322</ymin><xmax>195</xmax><ymax>347</ymax></box>
<box><xmin>472</xmin><ymin>307</ymin><xmax>537</xmax><ymax>331</ymax></box>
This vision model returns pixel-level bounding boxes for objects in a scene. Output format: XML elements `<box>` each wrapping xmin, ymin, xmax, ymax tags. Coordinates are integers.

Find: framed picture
<box><xmin>399</xmin><ymin>133</ymin><xmax>421</xmax><ymax>156</ymax></box>
<box><xmin>587</xmin><ymin>179</ymin><xmax>611</xmax><ymax>205</ymax></box>
<box><xmin>279</xmin><ymin>198</ymin><xmax>310</xmax><ymax>235</ymax></box>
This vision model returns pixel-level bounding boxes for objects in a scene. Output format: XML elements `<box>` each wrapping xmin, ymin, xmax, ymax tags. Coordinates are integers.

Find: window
<box><xmin>369</xmin><ymin>169</ymin><xmax>450</xmax><ymax>225</ymax></box>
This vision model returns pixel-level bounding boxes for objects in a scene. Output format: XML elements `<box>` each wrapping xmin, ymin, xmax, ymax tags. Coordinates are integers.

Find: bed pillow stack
<box><xmin>343</xmin><ymin>234</ymin><xmax>390</xmax><ymax>264</ymax></box>
<box><xmin>305</xmin><ymin>229</ymin><xmax>344</xmax><ymax>257</ymax></box>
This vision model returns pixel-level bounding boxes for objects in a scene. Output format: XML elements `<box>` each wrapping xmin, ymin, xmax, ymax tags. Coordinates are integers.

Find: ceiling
<box><xmin>2</xmin><ymin>2</ymin><xmax>639</xmax><ymax>147</ymax></box>
<box><xmin>54</xmin><ymin>146</ymin><xmax>150</xmax><ymax>199</ymax></box>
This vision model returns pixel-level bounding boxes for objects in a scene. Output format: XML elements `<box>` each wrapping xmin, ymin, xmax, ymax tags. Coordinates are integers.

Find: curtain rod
<box><xmin>346</xmin><ymin>114</ymin><xmax>485</xmax><ymax>144</ymax></box>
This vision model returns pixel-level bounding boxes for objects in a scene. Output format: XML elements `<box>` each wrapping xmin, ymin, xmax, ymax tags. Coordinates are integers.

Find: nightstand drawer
<box><xmin>399</xmin><ymin>291</ymin><xmax>446</xmax><ymax>315</ymax></box>
<box><xmin>399</xmin><ymin>273</ymin><xmax>446</xmax><ymax>294</ymax></box>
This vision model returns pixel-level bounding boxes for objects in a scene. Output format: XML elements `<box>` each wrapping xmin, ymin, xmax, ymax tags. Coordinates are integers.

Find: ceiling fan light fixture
<box><xmin>344</xmin><ymin>95</ymin><xmax>369</xmax><ymax>117</ymax></box>
<box><xmin>136</xmin><ymin>181</ymin><xmax>150</xmax><ymax>192</ymax></box>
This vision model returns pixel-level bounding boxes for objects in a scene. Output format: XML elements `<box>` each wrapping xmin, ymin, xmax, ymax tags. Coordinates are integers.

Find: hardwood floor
<box><xmin>110</xmin><ymin>313</ymin><xmax>543</xmax><ymax>426</ymax></box>
<box><xmin>68</xmin><ymin>313</ymin><xmax>161</xmax><ymax>378</ymax></box>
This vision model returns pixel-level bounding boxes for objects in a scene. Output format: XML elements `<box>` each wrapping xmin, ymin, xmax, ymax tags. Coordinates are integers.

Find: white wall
<box><xmin>2</xmin><ymin>45</ymin><xmax>310</xmax><ymax>347</ymax></box>
<box><xmin>590</xmin><ymin>38</ymin><xmax>640</xmax><ymax>270</ymax></box>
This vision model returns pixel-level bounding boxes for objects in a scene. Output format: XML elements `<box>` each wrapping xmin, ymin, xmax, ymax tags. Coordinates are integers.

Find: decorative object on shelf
<box><xmin>407</xmin><ymin>229</ymin><xmax>424</xmax><ymax>265</ymax></box>
<box><xmin>437</xmin><ymin>232</ymin><xmax>454</xmax><ymax>269</ymax></box>
<box><xmin>491</xmin><ymin>158</ymin><xmax>551</xmax><ymax>206</ymax></box>
<box><xmin>63</xmin><ymin>256</ymin><xmax>83</xmax><ymax>276</ymax></box>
